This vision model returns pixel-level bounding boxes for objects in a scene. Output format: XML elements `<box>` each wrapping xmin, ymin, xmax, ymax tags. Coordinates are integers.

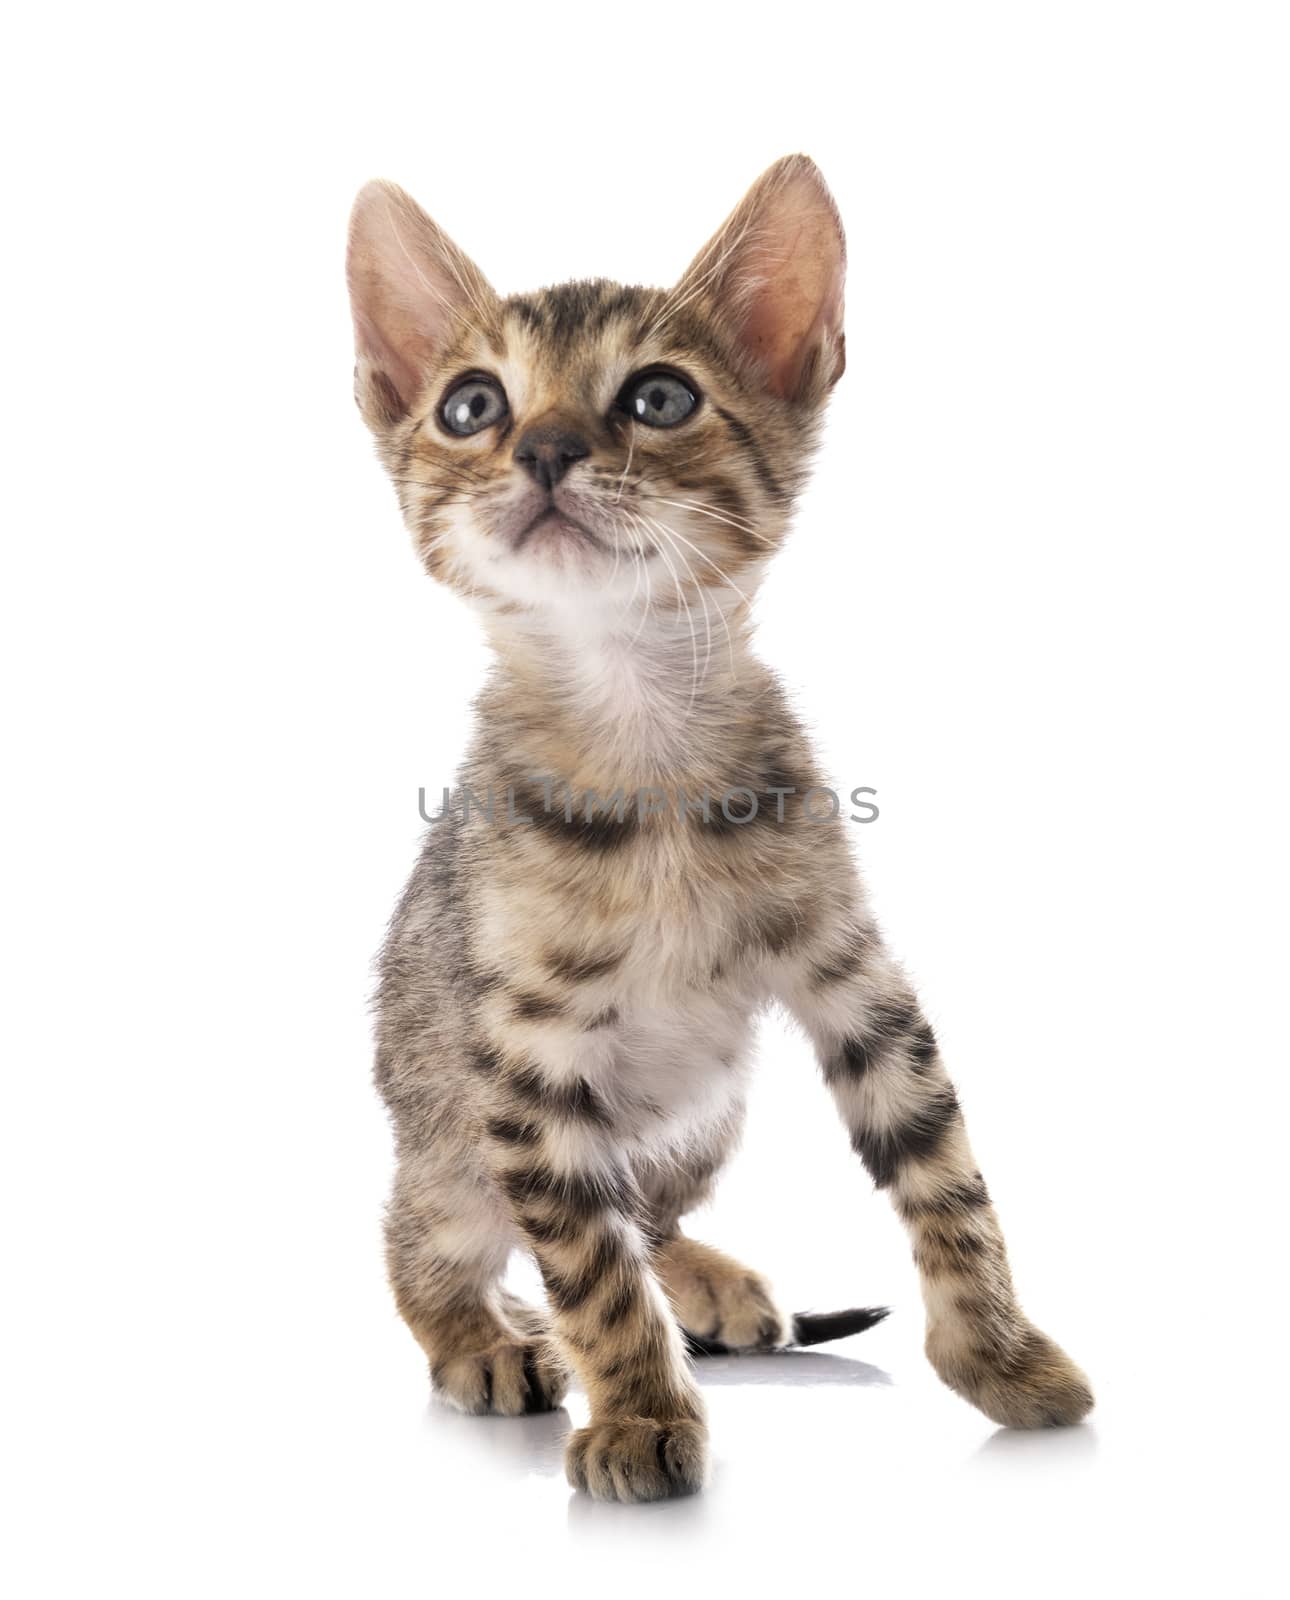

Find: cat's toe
<box><xmin>565</xmin><ymin>1417</ymin><xmax>709</xmax><ymax>1502</ymax></box>
<box><xmin>432</xmin><ymin>1337</ymin><xmax>571</xmax><ymax>1417</ymax></box>
<box><xmin>928</xmin><ymin>1322</ymin><xmax>1093</xmax><ymax>1428</ymax></box>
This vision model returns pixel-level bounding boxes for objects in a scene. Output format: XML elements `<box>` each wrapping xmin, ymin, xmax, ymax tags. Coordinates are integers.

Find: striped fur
<box><xmin>350</xmin><ymin>156</ymin><xmax>1090</xmax><ymax>1503</ymax></box>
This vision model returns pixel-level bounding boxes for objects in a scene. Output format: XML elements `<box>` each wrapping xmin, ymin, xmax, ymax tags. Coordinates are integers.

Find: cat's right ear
<box><xmin>346</xmin><ymin>181</ymin><xmax>496</xmax><ymax>433</ymax></box>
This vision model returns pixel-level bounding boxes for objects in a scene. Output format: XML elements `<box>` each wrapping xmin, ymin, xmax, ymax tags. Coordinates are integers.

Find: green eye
<box><xmin>440</xmin><ymin>376</ymin><xmax>508</xmax><ymax>435</ymax></box>
<box><xmin>620</xmin><ymin>370</ymin><xmax>699</xmax><ymax>428</ymax></box>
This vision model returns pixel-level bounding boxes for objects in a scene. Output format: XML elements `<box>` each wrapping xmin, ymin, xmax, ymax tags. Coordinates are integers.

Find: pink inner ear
<box><xmin>347</xmin><ymin>180</ymin><xmax>495</xmax><ymax>423</ymax></box>
<box><xmin>352</xmin><ymin>302</ymin><xmax>425</xmax><ymax>419</ymax></box>
<box><xmin>677</xmin><ymin>158</ymin><xmax>846</xmax><ymax>403</ymax></box>
<box><xmin>740</xmin><ymin>206</ymin><xmax>845</xmax><ymax>400</ymax></box>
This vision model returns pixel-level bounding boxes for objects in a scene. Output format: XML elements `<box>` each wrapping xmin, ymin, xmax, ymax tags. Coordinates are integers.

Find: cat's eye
<box><xmin>440</xmin><ymin>376</ymin><xmax>509</xmax><ymax>436</ymax></box>
<box><xmin>618</xmin><ymin>370</ymin><xmax>699</xmax><ymax>428</ymax></box>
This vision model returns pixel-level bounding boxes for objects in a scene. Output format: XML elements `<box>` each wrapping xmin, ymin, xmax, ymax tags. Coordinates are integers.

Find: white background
<box><xmin>4</xmin><ymin>4</ymin><xmax>1287</xmax><ymax>1595</ymax></box>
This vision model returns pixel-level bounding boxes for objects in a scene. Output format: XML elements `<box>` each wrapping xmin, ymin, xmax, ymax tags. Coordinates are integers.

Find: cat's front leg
<box><xmin>781</xmin><ymin>916</ymin><xmax>1093</xmax><ymax>1429</ymax></box>
<box><xmin>481</xmin><ymin>1047</ymin><xmax>708</xmax><ymax>1501</ymax></box>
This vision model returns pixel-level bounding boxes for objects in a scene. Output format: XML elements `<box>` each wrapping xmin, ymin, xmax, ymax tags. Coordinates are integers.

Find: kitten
<box><xmin>347</xmin><ymin>156</ymin><xmax>1092</xmax><ymax>1502</ymax></box>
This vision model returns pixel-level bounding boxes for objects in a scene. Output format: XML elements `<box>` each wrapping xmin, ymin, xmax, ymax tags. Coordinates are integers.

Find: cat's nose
<box><xmin>513</xmin><ymin>424</ymin><xmax>591</xmax><ymax>490</ymax></box>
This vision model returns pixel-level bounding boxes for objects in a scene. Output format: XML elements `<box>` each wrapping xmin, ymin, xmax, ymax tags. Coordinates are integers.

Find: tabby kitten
<box><xmin>347</xmin><ymin>156</ymin><xmax>1092</xmax><ymax>1502</ymax></box>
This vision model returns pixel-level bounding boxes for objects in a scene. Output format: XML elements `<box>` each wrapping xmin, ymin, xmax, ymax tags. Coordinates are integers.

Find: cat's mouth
<box><xmin>511</xmin><ymin>506</ymin><xmax>606</xmax><ymax>555</ymax></box>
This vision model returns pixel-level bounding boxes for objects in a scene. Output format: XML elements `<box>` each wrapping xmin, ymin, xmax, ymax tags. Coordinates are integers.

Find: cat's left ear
<box><xmin>346</xmin><ymin>180</ymin><xmax>497</xmax><ymax>432</ymax></box>
<box><xmin>676</xmin><ymin>155</ymin><xmax>846</xmax><ymax>404</ymax></box>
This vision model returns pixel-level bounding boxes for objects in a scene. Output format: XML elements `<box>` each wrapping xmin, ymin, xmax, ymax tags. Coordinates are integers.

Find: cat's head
<box><xmin>346</xmin><ymin>156</ymin><xmax>845</xmax><ymax>625</ymax></box>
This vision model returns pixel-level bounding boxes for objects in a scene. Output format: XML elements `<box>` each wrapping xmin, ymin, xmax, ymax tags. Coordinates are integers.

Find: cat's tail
<box><xmin>683</xmin><ymin>1305</ymin><xmax>889</xmax><ymax>1357</ymax></box>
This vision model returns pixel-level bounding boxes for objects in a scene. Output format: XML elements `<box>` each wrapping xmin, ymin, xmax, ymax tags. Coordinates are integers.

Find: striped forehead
<box><xmin>492</xmin><ymin>282</ymin><xmax>663</xmax><ymax>415</ymax></box>
<box><xmin>506</xmin><ymin>281</ymin><xmax>660</xmax><ymax>351</ymax></box>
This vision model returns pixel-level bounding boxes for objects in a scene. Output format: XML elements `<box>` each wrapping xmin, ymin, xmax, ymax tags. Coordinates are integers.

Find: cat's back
<box><xmin>373</xmin><ymin>815</ymin><xmax>485</xmax><ymax>1135</ymax></box>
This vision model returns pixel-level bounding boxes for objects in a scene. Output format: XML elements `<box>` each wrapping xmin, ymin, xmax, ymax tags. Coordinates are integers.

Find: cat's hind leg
<box><xmin>642</xmin><ymin>1119</ymin><xmax>793</xmax><ymax>1351</ymax></box>
<box><xmin>385</xmin><ymin>1152</ymin><xmax>571</xmax><ymax>1416</ymax></box>
<box><xmin>656</xmin><ymin>1236</ymin><xmax>792</xmax><ymax>1350</ymax></box>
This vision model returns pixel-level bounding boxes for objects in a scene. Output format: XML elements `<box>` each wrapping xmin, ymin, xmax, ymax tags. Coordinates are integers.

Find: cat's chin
<box><xmin>512</xmin><ymin>509</ymin><xmax>607</xmax><ymax>557</ymax></box>
<box><xmin>477</xmin><ymin>555</ymin><xmax>651</xmax><ymax>621</ymax></box>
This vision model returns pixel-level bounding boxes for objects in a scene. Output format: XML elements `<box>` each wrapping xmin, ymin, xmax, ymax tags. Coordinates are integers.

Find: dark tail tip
<box><xmin>790</xmin><ymin>1306</ymin><xmax>890</xmax><ymax>1346</ymax></box>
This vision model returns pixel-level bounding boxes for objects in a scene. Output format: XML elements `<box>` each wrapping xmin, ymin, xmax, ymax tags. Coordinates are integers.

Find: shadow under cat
<box><xmin>422</xmin><ymin>1347</ymin><xmax>893</xmax><ymax>1483</ymax></box>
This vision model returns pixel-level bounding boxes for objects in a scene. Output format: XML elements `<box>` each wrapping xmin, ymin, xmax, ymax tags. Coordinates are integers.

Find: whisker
<box><xmin>629</xmin><ymin>527</ymin><xmax>655</xmax><ymax>644</ymax></box>
<box><xmin>653</xmin><ymin>496</ymin><xmax>773</xmax><ymax>546</ymax></box>
<box><xmin>650</xmin><ymin>494</ymin><xmax>760</xmax><ymax>533</ymax></box>
<box><xmin>619</xmin><ymin>526</ymin><xmax>644</xmax><ymax>616</ymax></box>
<box><xmin>641</xmin><ymin>518</ymin><xmax>701</xmax><ymax>709</ymax></box>
<box><xmin>633</xmin><ymin>514</ymin><xmax>753</xmax><ymax>610</ymax></box>
<box><xmin>613</xmin><ymin>427</ymin><xmax>635</xmax><ymax>505</ymax></box>
<box><xmin>637</xmin><ymin>513</ymin><xmax>737</xmax><ymax>679</ymax></box>
<box><xmin>393</xmin><ymin>462</ymin><xmax>492</xmax><ymax>490</ymax></box>
<box><xmin>644</xmin><ymin>516</ymin><xmax>714</xmax><ymax>686</ymax></box>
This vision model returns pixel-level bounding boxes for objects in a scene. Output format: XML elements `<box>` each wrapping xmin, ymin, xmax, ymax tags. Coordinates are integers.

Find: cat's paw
<box><xmin>657</xmin><ymin>1236</ymin><xmax>790</xmax><ymax>1350</ymax></box>
<box><xmin>565</xmin><ymin>1417</ymin><xmax>709</xmax><ymax>1502</ymax></box>
<box><xmin>431</xmin><ymin>1335</ymin><xmax>571</xmax><ymax>1417</ymax></box>
<box><xmin>927</xmin><ymin>1321</ymin><xmax>1093</xmax><ymax>1428</ymax></box>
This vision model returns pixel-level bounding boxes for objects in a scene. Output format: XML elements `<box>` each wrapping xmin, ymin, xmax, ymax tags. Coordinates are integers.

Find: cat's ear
<box><xmin>676</xmin><ymin>155</ymin><xmax>846</xmax><ymax>403</ymax></box>
<box><xmin>346</xmin><ymin>180</ymin><xmax>496</xmax><ymax>431</ymax></box>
